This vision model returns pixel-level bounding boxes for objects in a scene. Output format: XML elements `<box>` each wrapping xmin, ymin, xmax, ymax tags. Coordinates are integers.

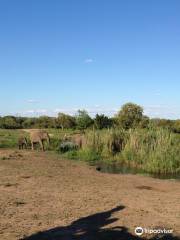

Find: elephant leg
<box><xmin>79</xmin><ymin>140</ymin><xmax>82</xmax><ymax>149</ymax></box>
<box><xmin>46</xmin><ymin>140</ymin><xmax>50</xmax><ymax>149</ymax></box>
<box><xmin>39</xmin><ymin>140</ymin><xmax>44</xmax><ymax>151</ymax></box>
<box><xmin>31</xmin><ymin>142</ymin><xmax>34</xmax><ymax>151</ymax></box>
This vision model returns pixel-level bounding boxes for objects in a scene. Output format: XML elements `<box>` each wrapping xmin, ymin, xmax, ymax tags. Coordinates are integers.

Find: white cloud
<box><xmin>53</xmin><ymin>108</ymin><xmax>76</xmax><ymax>115</ymax></box>
<box><xmin>94</xmin><ymin>104</ymin><xmax>101</xmax><ymax>108</ymax></box>
<box><xmin>1</xmin><ymin>108</ymin><xmax>116</xmax><ymax>118</ymax></box>
<box><xmin>84</xmin><ymin>58</ymin><xmax>93</xmax><ymax>63</ymax></box>
<box><xmin>27</xmin><ymin>99</ymin><xmax>39</xmax><ymax>103</ymax></box>
<box><xmin>5</xmin><ymin>105</ymin><xmax>179</xmax><ymax>119</ymax></box>
<box><xmin>36</xmin><ymin>109</ymin><xmax>47</xmax><ymax>113</ymax></box>
<box><xmin>144</xmin><ymin>105</ymin><xmax>180</xmax><ymax>119</ymax></box>
<box><xmin>22</xmin><ymin>109</ymin><xmax>48</xmax><ymax>116</ymax></box>
<box><xmin>25</xmin><ymin>110</ymin><xmax>35</xmax><ymax>114</ymax></box>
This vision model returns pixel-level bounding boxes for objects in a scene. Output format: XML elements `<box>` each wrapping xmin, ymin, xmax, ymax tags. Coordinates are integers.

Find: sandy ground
<box><xmin>0</xmin><ymin>149</ymin><xmax>179</xmax><ymax>240</ymax></box>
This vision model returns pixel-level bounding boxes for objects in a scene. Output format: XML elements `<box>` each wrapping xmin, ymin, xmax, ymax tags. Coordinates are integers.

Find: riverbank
<box><xmin>0</xmin><ymin>149</ymin><xmax>179</xmax><ymax>239</ymax></box>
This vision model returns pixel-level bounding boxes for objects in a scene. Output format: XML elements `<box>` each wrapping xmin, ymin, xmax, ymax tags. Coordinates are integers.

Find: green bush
<box><xmin>0</xmin><ymin>129</ymin><xmax>24</xmax><ymax>148</ymax></box>
<box><xmin>59</xmin><ymin>142</ymin><xmax>78</xmax><ymax>153</ymax></box>
<box><xmin>64</xmin><ymin>148</ymin><xmax>101</xmax><ymax>165</ymax></box>
<box><xmin>62</xmin><ymin>128</ymin><xmax>180</xmax><ymax>174</ymax></box>
<box><xmin>122</xmin><ymin>128</ymin><xmax>180</xmax><ymax>174</ymax></box>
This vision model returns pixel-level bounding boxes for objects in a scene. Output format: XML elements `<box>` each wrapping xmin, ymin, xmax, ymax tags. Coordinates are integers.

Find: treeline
<box><xmin>0</xmin><ymin>103</ymin><xmax>179</xmax><ymax>133</ymax></box>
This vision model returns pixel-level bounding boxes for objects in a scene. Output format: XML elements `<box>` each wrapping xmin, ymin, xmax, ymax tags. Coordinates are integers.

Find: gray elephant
<box><xmin>63</xmin><ymin>134</ymin><xmax>86</xmax><ymax>149</ymax></box>
<box><xmin>18</xmin><ymin>136</ymin><xmax>28</xmax><ymax>150</ymax></box>
<box><xmin>107</xmin><ymin>137</ymin><xmax>124</xmax><ymax>155</ymax></box>
<box><xmin>30</xmin><ymin>130</ymin><xmax>50</xmax><ymax>151</ymax></box>
<box><xmin>72</xmin><ymin>134</ymin><xmax>86</xmax><ymax>149</ymax></box>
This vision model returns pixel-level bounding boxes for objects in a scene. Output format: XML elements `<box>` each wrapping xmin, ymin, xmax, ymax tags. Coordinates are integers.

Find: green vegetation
<box><xmin>75</xmin><ymin>110</ymin><xmax>93</xmax><ymax>130</ymax></box>
<box><xmin>0</xmin><ymin>103</ymin><xmax>179</xmax><ymax>175</ymax></box>
<box><xmin>94</xmin><ymin>114</ymin><xmax>113</xmax><ymax>129</ymax></box>
<box><xmin>63</xmin><ymin>128</ymin><xmax>180</xmax><ymax>175</ymax></box>
<box><xmin>56</xmin><ymin>113</ymin><xmax>76</xmax><ymax>129</ymax></box>
<box><xmin>0</xmin><ymin>129</ymin><xmax>26</xmax><ymax>148</ymax></box>
<box><xmin>0</xmin><ymin>103</ymin><xmax>179</xmax><ymax>133</ymax></box>
<box><xmin>122</xmin><ymin>128</ymin><xmax>180</xmax><ymax>174</ymax></box>
<box><xmin>116</xmin><ymin>102</ymin><xmax>144</xmax><ymax>129</ymax></box>
<box><xmin>0</xmin><ymin>103</ymin><xmax>180</xmax><ymax>133</ymax></box>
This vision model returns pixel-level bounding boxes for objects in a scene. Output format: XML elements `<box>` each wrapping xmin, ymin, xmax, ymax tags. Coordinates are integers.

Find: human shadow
<box><xmin>22</xmin><ymin>205</ymin><xmax>179</xmax><ymax>240</ymax></box>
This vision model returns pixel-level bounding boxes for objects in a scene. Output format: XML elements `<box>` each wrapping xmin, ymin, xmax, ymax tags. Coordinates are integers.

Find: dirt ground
<box><xmin>0</xmin><ymin>149</ymin><xmax>179</xmax><ymax>240</ymax></box>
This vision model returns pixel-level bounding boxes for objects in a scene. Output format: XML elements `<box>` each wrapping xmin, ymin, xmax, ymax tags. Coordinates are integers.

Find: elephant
<box><xmin>108</xmin><ymin>137</ymin><xmax>124</xmax><ymax>155</ymax></box>
<box><xmin>30</xmin><ymin>130</ymin><xmax>50</xmax><ymax>151</ymax></box>
<box><xmin>72</xmin><ymin>134</ymin><xmax>86</xmax><ymax>149</ymax></box>
<box><xmin>63</xmin><ymin>134</ymin><xmax>86</xmax><ymax>149</ymax></box>
<box><xmin>18</xmin><ymin>136</ymin><xmax>28</xmax><ymax>150</ymax></box>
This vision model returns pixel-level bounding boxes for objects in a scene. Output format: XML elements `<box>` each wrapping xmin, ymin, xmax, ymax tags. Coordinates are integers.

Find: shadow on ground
<box><xmin>22</xmin><ymin>206</ymin><xmax>179</xmax><ymax>240</ymax></box>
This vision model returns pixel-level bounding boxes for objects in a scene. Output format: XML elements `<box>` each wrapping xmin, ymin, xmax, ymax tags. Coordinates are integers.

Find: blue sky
<box><xmin>0</xmin><ymin>0</ymin><xmax>180</xmax><ymax>119</ymax></box>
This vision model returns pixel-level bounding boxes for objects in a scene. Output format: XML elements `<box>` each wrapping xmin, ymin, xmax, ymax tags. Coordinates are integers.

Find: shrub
<box><xmin>59</xmin><ymin>141</ymin><xmax>78</xmax><ymax>153</ymax></box>
<box><xmin>116</xmin><ymin>103</ymin><xmax>143</xmax><ymax>129</ymax></box>
<box><xmin>61</xmin><ymin>127</ymin><xmax>180</xmax><ymax>174</ymax></box>
<box><xmin>122</xmin><ymin>128</ymin><xmax>180</xmax><ymax>174</ymax></box>
<box><xmin>75</xmin><ymin>110</ymin><xmax>93</xmax><ymax>130</ymax></box>
<box><xmin>94</xmin><ymin>114</ymin><xmax>112</xmax><ymax>129</ymax></box>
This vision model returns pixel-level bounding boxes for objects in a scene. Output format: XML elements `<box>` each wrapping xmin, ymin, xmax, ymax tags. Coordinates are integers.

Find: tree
<box><xmin>173</xmin><ymin>120</ymin><xmax>180</xmax><ymax>133</ymax></box>
<box><xmin>0</xmin><ymin>116</ymin><xmax>20</xmax><ymax>129</ymax></box>
<box><xmin>75</xmin><ymin>110</ymin><xmax>93</xmax><ymax>130</ymax></box>
<box><xmin>94</xmin><ymin>114</ymin><xmax>112</xmax><ymax>129</ymax></box>
<box><xmin>37</xmin><ymin>116</ymin><xmax>55</xmax><ymax>128</ymax></box>
<box><xmin>0</xmin><ymin>117</ymin><xmax>2</xmax><ymax>128</ymax></box>
<box><xmin>56</xmin><ymin>113</ymin><xmax>76</xmax><ymax>129</ymax></box>
<box><xmin>116</xmin><ymin>103</ymin><xmax>143</xmax><ymax>129</ymax></box>
<box><xmin>138</xmin><ymin>115</ymin><xmax>150</xmax><ymax>128</ymax></box>
<box><xmin>22</xmin><ymin>118</ymin><xmax>37</xmax><ymax>129</ymax></box>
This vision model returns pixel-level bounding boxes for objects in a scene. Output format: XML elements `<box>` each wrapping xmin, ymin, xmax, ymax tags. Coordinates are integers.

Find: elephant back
<box><xmin>30</xmin><ymin>130</ymin><xmax>49</xmax><ymax>142</ymax></box>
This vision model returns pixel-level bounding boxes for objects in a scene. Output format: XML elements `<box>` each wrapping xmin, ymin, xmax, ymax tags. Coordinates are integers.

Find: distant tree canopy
<box><xmin>56</xmin><ymin>113</ymin><xmax>76</xmax><ymax>129</ymax></box>
<box><xmin>151</xmin><ymin>118</ymin><xmax>174</xmax><ymax>129</ymax></box>
<box><xmin>22</xmin><ymin>118</ymin><xmax>37</xmax><ymax>129</ymax></box>
<box><xmin>94</xmin><ymin>114</ymin><xmax>112</xmax><ymax>129</ymax></box>
<box><xmin>172</xmin><ymin>120</ymin><xmax>180</xmax><ymax>133</ymax></box>
<box><xmin>116</xmin><ymin>103</ymin><xmax>144</xmax><ymax>129</ymax></box>
<box><xmin>0</xmin><ymin>103</ymin><xmax>179</xmax><ymax>133</ymax></box>
<box><xmin>0</xmin><ymin>116</ymin><xmax>21</xmax><ymax>129</ymax></box>
<box><xmin>37</xmin><ymin>116</ymin><xmax>55</xmax><ymax>128</ymax></box>
<box><xmin>151</xmin><ymin>118</ymin><xmax>180</xmax><ymax>133</ymax></box>
<box><xmin>138</xmin><ymin>115</ymin><xmax>150</xmax><ymax>129</ymax></box>
<box><xmin>75</xmin><ymin>110</ymin><xmax>93</xmax><ymax>130</ymax></box>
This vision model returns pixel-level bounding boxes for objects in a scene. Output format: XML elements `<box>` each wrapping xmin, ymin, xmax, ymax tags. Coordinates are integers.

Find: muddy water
<box><xmin>96</xmin><ymin>162</ymin><xmax>180</xmax><ymax>180</ymax></box>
